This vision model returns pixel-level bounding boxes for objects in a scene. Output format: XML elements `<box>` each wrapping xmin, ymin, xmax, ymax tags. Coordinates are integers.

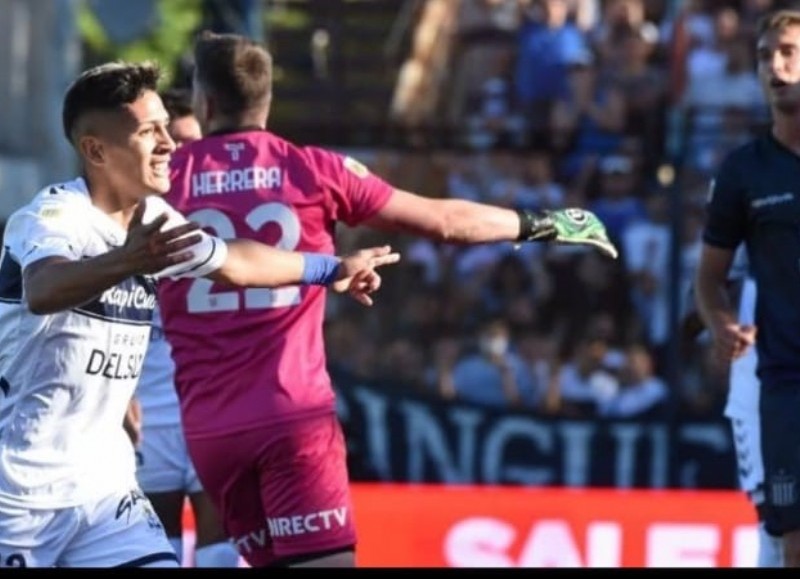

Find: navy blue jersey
<box><xmin>704</xmin><ymin>133</ymin><xmax>800</xmax><ymax>385</ymax></box>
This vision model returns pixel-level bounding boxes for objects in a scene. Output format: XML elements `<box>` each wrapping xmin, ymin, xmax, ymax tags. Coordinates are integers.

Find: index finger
<box><xmin>359</xmin><ymin>245</ymin><xmax>392</xmax><ymax>259</ymax></box>
<box><xmin>369</xmin><ymin>252</ymin><xmax>401</xmax><ymax>268</ymax></box>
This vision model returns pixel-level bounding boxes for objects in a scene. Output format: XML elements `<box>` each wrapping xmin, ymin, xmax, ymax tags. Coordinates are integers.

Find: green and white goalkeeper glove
<box><xmin>517</xmin><ymin>208</ymin><xmax>619</xmax><ymax>259</ymax></box>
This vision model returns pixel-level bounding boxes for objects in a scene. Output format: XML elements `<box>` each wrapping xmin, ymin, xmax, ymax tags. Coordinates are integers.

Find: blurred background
<box><xmin>0</xmin><ymin>0</ymin><xmax>784</xmax><ymax>567</ymax></box>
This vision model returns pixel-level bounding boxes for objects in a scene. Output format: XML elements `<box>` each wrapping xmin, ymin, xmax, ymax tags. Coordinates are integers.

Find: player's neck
<box><xmin>772</xmin><ymin>117</ymin><xmax>800</xmax><ymax>152</ymax></box>
<box><xmin>83</xmin><ymin>172</ymin><xmax>138</xmax><ymax>227</ymax></box>
<box><xmin>205</xmin><ymin>116</ymin><xmax>266</xmax><ymax>137</ymax></box>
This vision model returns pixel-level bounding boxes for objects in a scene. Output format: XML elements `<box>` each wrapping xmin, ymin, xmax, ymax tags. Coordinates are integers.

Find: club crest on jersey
<box><xmin>344</xmin><ymin>156</ymin><xmax>369</xmax><ymax>178</ymax></box>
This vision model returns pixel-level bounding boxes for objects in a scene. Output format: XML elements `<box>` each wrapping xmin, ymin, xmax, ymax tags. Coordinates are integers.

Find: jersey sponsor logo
<box><xmin>343</xmin><ymin>156</ymin><xmax>369</xmax><ymax>178</ymax></box>
<box><xmin>267</xmin><ymin>507</ymin><xmax>348</xmax><ymax>538</ymax></box>
<box><xmin>99</xmin><ymin>286</ymin><xmax>156</xmax><ymax>310</ymax></box>
<box><xmin>74</xmin><ymin>276</ymin><xmax>156</xmax><ymax>325</ymax></box>
<box><xmin>85</xmin><ymin>348</ymin><xmax>145</xmax><ymax>380</ymax></box>
<box><xmin>751</xmin><ymin>192</ymin><xmax>795</xmax><ymax>209</ymax></box>
<box><xmin>191</xmin><ymin>166</ymin><xmax>283</xmax><ymax>196</ymax></box>
<box><xmin>232</xmin><ymin>507</ymin><xmax>349</xmax><ymax>554</ymax></box>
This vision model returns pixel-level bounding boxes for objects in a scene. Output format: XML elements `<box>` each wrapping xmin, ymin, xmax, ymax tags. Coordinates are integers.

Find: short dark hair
<box><xmin>159</xmin><ymin>87</ymin><xmax>194</xmax><ymax>121</ymax></box>
<box><xmin>193</xmin><ymin>30</ymin><xmax>272</xmax><ymax>117</ymax></box>
<box><xmin>757</xmin><ymin>8</ymin><xmax>800</xmax><ymax>39</ymax></box>
<box><xmin>62</xmin><ymin>61</ymin><xmax>161</xmax><ymax>145</ymax></box>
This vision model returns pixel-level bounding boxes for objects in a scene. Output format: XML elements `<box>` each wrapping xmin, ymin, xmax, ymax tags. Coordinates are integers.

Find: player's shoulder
<box><xmin>296</xmin><ymin>143</ymin><xmax>376</xmax><ymax>180</ymax></box>
<box><xmin>716</xmin><ymin>134</ymin><xmax>772</xmax><ymax>172</ymax></box>
<box><xmin>9</xmin><ymin>178</ymin><xmax>88</xmax><ymax>221</ymax></box>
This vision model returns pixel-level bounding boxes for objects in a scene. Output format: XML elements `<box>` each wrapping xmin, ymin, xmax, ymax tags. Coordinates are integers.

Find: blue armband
<box><xmin>301</xmin><ymin>253</ymin><xmax>341</xmax><ymax>286</ymax></box>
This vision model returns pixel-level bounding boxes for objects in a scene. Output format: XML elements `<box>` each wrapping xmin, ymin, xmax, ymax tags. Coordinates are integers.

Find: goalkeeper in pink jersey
<box><xmin>159</xmin><ymin>31</ymin><xmax>618</xmax><ymax>568</ymax></box>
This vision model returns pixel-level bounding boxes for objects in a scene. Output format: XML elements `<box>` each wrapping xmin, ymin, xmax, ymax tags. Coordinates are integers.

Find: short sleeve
<box><xmin>303</xmin><ymin>148</ymin><xmax>394</xmax><ymax>226</ymax></box>
<box><xmin>702</xmin><ymin>153</ymin><xmax>748</xmax><ymax>250</ymax></box>
<box><xmin>5</xmin><ymin>201</ymin><xmax>86</xmax><ymax>270</ymax></box>
<box><xmin>143</xmin><ymin>196</ymin><xmax>229</xmax><ymax>279</ymax></box>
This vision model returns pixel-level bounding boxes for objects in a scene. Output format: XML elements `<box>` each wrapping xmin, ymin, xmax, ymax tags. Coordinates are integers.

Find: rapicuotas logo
<box><xmin>99</xmin><ymin>286</ymin><xmax>156</xmax><ymax>310</ymax></box>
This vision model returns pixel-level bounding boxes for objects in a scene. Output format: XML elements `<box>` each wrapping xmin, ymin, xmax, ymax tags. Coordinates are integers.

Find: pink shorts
<box><xmin>186</xmin><ymin>413</ymin><xmax>356</xmax><ymax>567</ymax></box>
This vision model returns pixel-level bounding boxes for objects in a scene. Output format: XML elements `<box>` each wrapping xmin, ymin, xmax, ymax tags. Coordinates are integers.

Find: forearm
<box><xmin>25</xmin><ymin>252</ymin><xmax>133</xmax><ymax>315</ymax></box>
<box><xmin>423</xmin><ymin>199</ymin><xmax>522</xmax><ymax>243</ymax></box>
<box><xmin>695</xmin><ymin>271</ymin><xmax>737</xmax><ymax>330</ymax></box>
<box><xmin>210</xmin><ymin>239</ymin><xmax>314</xmax><ymax>287</ymax></box>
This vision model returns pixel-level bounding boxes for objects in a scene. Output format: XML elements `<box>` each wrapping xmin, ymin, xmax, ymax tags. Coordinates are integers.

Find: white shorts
<box><xmin>729</xmin><ymin>413</ymin><xmax>765</xmax><ymax>501</ymax></box>
<box><xmin>0</xmin><ymin>488</ymin><xmax>178</xmax><ymax>567</ymax></box>
<box><xmin>136</xmin><ymin>424</ymin><xmax>202</xmax><ymax>495</ymax></box>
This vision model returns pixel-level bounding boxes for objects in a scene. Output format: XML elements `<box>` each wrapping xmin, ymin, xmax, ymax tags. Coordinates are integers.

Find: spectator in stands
<box><xmin>609</xmin><ymin>24</ymin><xmax>669</xmax><ymax>168</ymax></box>
<box><xmin>426</xmin><ymin>332</ymin><xmax>463</xmax><ymax>401</ymax></box>
<box><xmin>623</xmin><ymin>192</ymin><xmax>671</xmax><ymax>355</ymax></box>
<box><xmin>547</xmin><ymin>332</ymin><xmax>621</xmax><ymax>418</ymax></box>
<box><xmin>375</xmin><ymin>336</ymin><xmax>429</xmax><ymax>395</ymax></box>
<box><xmin>683</xmin><ymin>40</ymin><xmax>765</xmax><ymax>175</ymax></box>
<box><xmin>515</xmin><ymin>327</ymin><xmax>557</xmax><ymax>411</ymax></box>
<box><xmin>448</xmin><ymin>316</ymin><xmax>539</xmax><ymax>409</ymax></box>
<box><xmin>515</xmin><ymin>149</ymin><xmax>566</xmax><ymax>212</ymax></box>
<box><xmin>587</xmin><ymin>154</ymin><xmax>647</xmax><ymax>247</ymax></box>
<box><xmin>549</xmin><ymin>51</ymin><xmax>627</xmax><ymax>183</ymax></box>
<box><xmin>479</xmin><ymin>252</ymin><xmax>541</xmax><ymax>318</ymax></box>
<box><xmin>514</xmin><ymin>0</ymin><xmax>590</xmax><ymax>138</ymax></box>
<box><xmin>588</xmin><ymin>0</ymin><xmax>651</xmax><ymax>65</ymax></box>
<box><xmin>599</xmin><ymin>344</ymin><xmax>669</xmax><ymax>419</ymax></box>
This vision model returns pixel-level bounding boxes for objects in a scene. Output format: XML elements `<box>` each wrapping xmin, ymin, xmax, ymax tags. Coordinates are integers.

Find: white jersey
<box><xmin>724</xmin><ymin>276</ymin><xmax>758</xmax><ymax>420</ymax></box>
<box><xmin>0</xmin><ymin>178</ymin><xmax>227</xmax><ymax>509</ymax></box>
<box><xmin>135</xmin><ymin>306</ymin><xmax>181</xmax><ymax>428</ymax></box>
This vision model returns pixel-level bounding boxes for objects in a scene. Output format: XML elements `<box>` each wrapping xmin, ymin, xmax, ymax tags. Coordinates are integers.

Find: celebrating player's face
<box><xmin>101</xmin><ymin>90</ymin><xmax>176</xmax><ymax>197</ymax></box>
<box><xmin>757</xmin><ymin>24</ymin><xmax>800</xmax><ymax>113</ymax></box>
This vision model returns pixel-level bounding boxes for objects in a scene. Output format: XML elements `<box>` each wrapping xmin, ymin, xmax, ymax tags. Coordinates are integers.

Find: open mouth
<box><xmin>770</xmin><ymin>78</ymin><xmax>790</xmax><ymax>89</ymax></box>
<box><xmin>152</xmin><ymin>161</ymin><xmax>169</xmax><ymax>179</ymax></box>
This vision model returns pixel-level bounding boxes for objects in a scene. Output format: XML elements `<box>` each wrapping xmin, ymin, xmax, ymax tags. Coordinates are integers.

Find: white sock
<box><xmin>195</xmin><ymin>541</ymin><xmax>240</xmax><ymax>567</ymax></box>
<box><xmin>168</xmin><ymin>537</ymin><xmax>183</xmax><ymax>566</ymax></box>
<box><xmin>758</xmin><ymin>521</ymin><xmax>783</xmax><ymax>568</ymax></box>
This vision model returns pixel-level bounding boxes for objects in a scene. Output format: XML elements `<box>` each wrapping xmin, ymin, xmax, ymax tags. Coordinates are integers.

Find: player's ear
<box><xmin>79</xmin><ymin>135</ymin><xmax>105</xmax><ymax>166</ymax></box>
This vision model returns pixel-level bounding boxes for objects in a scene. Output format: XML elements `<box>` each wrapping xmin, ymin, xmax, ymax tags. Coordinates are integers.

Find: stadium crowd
<box><xmin>322</xmin><ymin>0</ymin><xmax>773</xmax><ymax>421</ymax></box>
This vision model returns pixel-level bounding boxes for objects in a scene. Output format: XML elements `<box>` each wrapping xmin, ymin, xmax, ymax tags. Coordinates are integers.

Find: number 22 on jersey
<box><xmin>186</xmin><ymin>203</ymin><xmax>302</xmax><ymax>313</ymax></box>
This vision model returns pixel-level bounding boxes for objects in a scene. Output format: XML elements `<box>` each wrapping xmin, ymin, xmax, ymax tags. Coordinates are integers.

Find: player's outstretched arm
<box><xmin>205</xmin><ymin>240</ymin><xmax>400</xmax><ymax>297</ymax></box>
<box><xmin>364</xmin><ymin>189</ymin><xmax>617</xmax><ymax>259</ymax></box>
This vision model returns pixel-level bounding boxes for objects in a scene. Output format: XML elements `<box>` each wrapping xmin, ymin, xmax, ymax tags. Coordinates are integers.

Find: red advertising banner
<box><xmin>181</xmin><ymin>484</ymin><xmax>760</xmax><ymax>568</ymax></box>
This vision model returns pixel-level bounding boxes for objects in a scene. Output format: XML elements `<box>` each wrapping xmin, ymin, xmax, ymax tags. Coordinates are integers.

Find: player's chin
<box><xmin>146</xmin><ymin>175</ymin><xmax>172</xmax><ymax>195</ymax></box>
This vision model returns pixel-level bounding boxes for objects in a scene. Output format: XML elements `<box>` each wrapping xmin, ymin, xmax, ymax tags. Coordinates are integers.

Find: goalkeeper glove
<box><xmin>517</xmin><ymin>208</ymin><xmax>618</xmax><ymax>259</ymax></box>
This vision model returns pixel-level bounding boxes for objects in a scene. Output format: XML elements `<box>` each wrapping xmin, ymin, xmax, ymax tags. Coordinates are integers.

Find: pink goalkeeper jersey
<box><xmin>159</xmin><ymin>130</ymin><xmax>393</xmax><ymax>437</ymax></box>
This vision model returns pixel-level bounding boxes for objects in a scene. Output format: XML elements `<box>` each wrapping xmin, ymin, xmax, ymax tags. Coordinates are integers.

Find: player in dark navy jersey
<box><xmin>696</xmin><ymin>8</ymin><xmax>800</xmax><ymax>567</ymax></box>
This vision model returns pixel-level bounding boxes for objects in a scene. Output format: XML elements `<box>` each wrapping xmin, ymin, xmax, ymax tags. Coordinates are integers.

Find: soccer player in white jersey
<box><xmin>0</xmin><ymin>61</ymin><xmax>398</xmax><ymax>568</ymax></box>
<box><xmin>131</xmin><ymin>88</ymin><xmax>239</xmax><ymax>568</ymax></box>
